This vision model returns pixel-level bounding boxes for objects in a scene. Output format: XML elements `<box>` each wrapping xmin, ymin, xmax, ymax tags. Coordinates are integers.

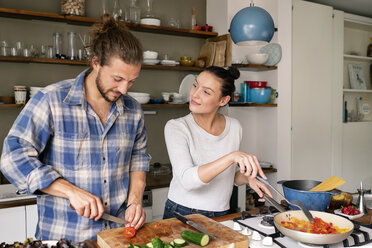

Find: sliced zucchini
<box><xmin>181</xmin><ymin>230</ymin><xmax>210</xmax><ymax>247</ymax></box>
<box><xmin>146</xmin><ymin>242</ymin><xmax>154</xmax><ymax>248</ymax></box>
<box><xmin>169</xmin><ymin>241</ymin><xmax>175</xmax><ymax>247</ymax></box>
<box><xmin>151</xmin><ymin>238</ymin><xmax>164</xmax><ymax>248</ymax></box>
<box><xmin>163</xmin><ymin>243</ymin><xmax>173</xmax><ymax>248</ymax></box>
<box><xmin>173</xmin><ymin>238</ymin><xmax>186</xmax><ymax>247</ymax></box>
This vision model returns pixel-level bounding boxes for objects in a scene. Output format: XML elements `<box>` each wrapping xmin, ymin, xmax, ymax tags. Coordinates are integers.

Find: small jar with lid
<box><xmin>61</xmin><ymin>0</ymin><xmax>85</xmax><ymax>16</ymax></box>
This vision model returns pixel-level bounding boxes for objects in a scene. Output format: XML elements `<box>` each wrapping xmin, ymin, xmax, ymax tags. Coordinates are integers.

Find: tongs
<box><xmin>257</xmin><ymin>176</ymin><xmax>314</xmax><ymax>223</ymax></box>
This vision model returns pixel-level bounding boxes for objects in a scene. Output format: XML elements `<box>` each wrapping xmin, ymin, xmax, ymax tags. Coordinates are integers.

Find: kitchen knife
<box><xmin>101</xmin><ymin>213</ymin><xmax>128</xmax><ymax>225</ymax></box>
<box><xmin>173</xmin><ymin>211</ymin><xmax>216</xmax><ymax>239</ymax></box>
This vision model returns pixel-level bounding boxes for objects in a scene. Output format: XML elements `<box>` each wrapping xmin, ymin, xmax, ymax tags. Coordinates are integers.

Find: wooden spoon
<box><xmin>309</xmin><ymin>176</ymin><xmax>345</xmax><ymax>192</ymax></box>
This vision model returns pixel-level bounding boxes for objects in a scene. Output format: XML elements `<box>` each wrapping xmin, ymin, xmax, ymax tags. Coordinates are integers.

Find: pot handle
<box><xmin>277</xmin><ymin>180</ymin><xmax>286</xmax><ymax>185</ymax></box>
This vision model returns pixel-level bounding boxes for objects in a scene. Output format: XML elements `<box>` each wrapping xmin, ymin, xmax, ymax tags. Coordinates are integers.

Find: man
<box><xmin>0</xmin><ymin>15</ymin><xmax>150</xmax><ymax>241</ymax></box>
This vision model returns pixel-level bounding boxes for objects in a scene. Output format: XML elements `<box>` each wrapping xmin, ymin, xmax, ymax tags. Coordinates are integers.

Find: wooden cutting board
<box><xmin>97</xmin><ymin>214</ymin><xmax>248</xmax><ymax>248</ymax></box>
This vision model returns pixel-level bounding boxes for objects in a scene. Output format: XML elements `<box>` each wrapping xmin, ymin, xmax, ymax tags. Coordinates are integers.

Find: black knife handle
<box><xmin>174</xmin><ymin>211</ymin><xmax>188</xmax><ymax>224</ymax></box>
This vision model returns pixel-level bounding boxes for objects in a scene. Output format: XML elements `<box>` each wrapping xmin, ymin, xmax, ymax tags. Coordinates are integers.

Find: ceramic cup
<box><xmin>14</xmin><ymin>85</ymin><xmax>27</xmax><ymax>105</ymax></box>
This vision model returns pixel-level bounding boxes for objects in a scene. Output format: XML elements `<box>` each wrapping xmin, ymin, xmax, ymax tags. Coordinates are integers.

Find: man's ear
<box><xmin>91</xmin><ymin>56</ymin><xmax>100</xmax><ymax>71</ymax></box>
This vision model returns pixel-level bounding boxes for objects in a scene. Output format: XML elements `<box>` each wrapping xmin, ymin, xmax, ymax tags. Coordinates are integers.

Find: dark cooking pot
<box><xmin>278</xmin><ymin>180</ymin><xmax>339</xmax><ymax>211</ymax></box>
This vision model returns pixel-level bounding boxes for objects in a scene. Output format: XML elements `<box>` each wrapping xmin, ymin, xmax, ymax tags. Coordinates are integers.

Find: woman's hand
<box><xmin>125</xmin><ymin>203</ymin><xmax>146</xmax><ymax>230</ymax></box>
<box><xmin>248</xmin><ymin>177</ymin><xmax>273</xmax><ymax>201</ymax></box>
<box><xmin>232</xmin><ymin>151</ymin><xmax>267</xmax><ymax>179</ymax></box>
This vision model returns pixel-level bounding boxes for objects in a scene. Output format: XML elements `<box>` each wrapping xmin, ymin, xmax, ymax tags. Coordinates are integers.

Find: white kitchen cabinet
<box><xmin>26</xmin><ymin>204</ymin><xmax>38</xmax><ymax>239</ymax></box>
<box><xmin>292</xmin><ymin>0</ymin><xmax>334</xmax><ymax>179</ymax></box>
<box><xmin>151</xmin><ymin>187</ymin><xmax>169</xmax><ymax>221</ymax></box>
<box><xmin>0</xmin><ymin>206</ymin><xmax>26</xmax><ymax>243</ymax></box>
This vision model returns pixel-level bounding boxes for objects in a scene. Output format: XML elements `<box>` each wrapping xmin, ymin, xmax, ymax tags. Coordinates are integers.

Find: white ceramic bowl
<box><xmin>127</xmin><ymin>92</ymin><xmax>150</xmax><ymax>104</ymax></box>
<box><xmin>246</xmin><ymin>53</ymin><xmax>269</xmax><ymax>65</ymax></box>
<box><xmin>140</xmin><ymin>18</ymin><xmax>161</xmax><ymax>26</ymax></box>
<box><xmin>143</xmin><ymin>50</ymin><xmax>158</xmax><ymax>60</ymax></box>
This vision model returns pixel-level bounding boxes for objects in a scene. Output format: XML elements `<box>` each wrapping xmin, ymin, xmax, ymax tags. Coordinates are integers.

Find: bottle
<box><xmin>112</xmin><ymin>0</ymin><xmax>123</xmax><ymax>21</ymax></box>
<box><xmin>367</xmin><ymin>37</ymin><xmax>372</xmax><ymax>57</ymax></box>
<box><xmin>191</xmin><ymin>6</ymin><xmax>196</xmax><ymax>30</ymax></box>
<box><xmin>129</xmin><ymin>0</ymin><xmax>141</xmax><ymax>24</ymax></box>
<box><xmin>67</xmin><ymin>32</ymin><xmax>77</xmax><ymax>60</ymax></box>
<box><xmin>143</xmin><ymin>0</ymin><xmax>155</xmax><ymax>18</ymax></box>
<box><xmin>53</xmin><ymin>32</ymin><xmax>63</xmax><ymax>59</ymax></box>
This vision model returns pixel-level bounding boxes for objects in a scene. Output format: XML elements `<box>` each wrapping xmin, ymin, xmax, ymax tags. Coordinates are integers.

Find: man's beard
<box><xmin>96</xmin><ymin>69</ymin><xmax>120</xmax><ymax>103</ymax></box>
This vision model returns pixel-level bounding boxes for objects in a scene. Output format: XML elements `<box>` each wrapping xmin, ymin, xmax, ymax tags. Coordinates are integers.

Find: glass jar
<box><xmin>61</xmin><ymin>0</ymin><xmax>85</xmax><ymax>16</ymax></box>
<box><xmin>67</xmin><ymin>32</ymin><xmax>77</xmax><ymax>60</ymax></box>
<box><xmin>53</xmin><ymin>32</ymin><xmax>63</xmax><ymax>59</ymax></box>
<box><xmin>128</xmin><ymin>0</ymin><xmax>141</xmax><ymax>24</ymax></box>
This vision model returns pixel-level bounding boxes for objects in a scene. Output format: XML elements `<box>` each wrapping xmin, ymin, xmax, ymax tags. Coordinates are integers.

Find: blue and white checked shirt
<box><xmin>0</xmin><ymin>69</ymin><xmax>151</xmax><ymax>242</ymax></box>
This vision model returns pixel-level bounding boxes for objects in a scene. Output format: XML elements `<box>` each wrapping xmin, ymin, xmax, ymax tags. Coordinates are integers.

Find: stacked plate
<box><xmin>30</xmin><ymin>86</ymin><xmax>43</xmax><ymax>99</ymax></box>
<box><xmin>143</xmin><ymin>59</ymin><xmax>160</xmax><ymax>65</ymax></box>
<box><xmin>160</xmin><ymin>60</ymin><xmax>179</xmax><ymax>66</ymax></box>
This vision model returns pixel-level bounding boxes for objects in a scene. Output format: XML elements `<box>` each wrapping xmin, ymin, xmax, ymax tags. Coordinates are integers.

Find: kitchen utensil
<box><xmin>259</xmin><ymin>43</ymin><xmax>282</xmax><ymax>66</ymax></box>
<box><xmin>257</xmin><ymin>176</ymin><xmax>314</xmax><ymax>223</ymax></box>
<box><xmin>249</xmin><ymin>88</ymin><xmax>272</xmax><ymax>104</ymax></box>
<box><xmin>357</xmin><ymin>181</ymin><xmax>368</xmax><ymax>215</ymax></box>
<box><xmin>309</xmin><ymin>176</ymin><xmax>346</xmax><ymax>192</ymax></box>
<box><xmin>174</xmin><ymin>212</ymin><xmax>216</xmax><ymax>239</ymax></box>
<box><xmin>143</xmin><ymin>50</ymin><xmax>158</xmax><ymax>60</ymax></box>
<box><xmin>127</xmin><ymin>92</ymin><xmax>150</xmax><ymax>104</ymax></box>
<box><xmin>101</xmin><ymin>213</ymin><xmax>128</xmax><ymax>225</ymax></box>
<box><xmin>263</xmin><ymin>193</ymin><xmax>286</xmax><ymax>213</ymax></box>
<box><xmin>244</xmin><ymin>81</ymin><xmax>267</xmax><ymax>88</ymax></box>
<box><xmin>67</xmin><ymin>32</ymin><xmax>77</xmax><ymax>60</ymax></box>
<box><xmin>97</xmin><ymin>214</ymin><xmax>248</xmax><ymax>247</ymax></box>
<box><xmin>263</xmin><ymin>193</ymin><xmax>354</xmax><ymax>245</ymax></box>
<box><xmin>278</xmin><ymin>179</ymin><xmax>339</xmax><ymax>211</ymax></box>
<box><xmin>274</xmin><ymin>210</ymin><xmax>354</xmax><ymax>245</ymax></box>
<box><xmin>143</xmin><ymin>59</ymin><xmax>160</xmax><ymax>65</ymax></box>
<box><xmin>179</xmin><ymin>74</ymin><xmax>196</xmax><ymax>102</ymax></box>
<box><xmin>334</xmin><ymin>208</ymin><xmax>364</xmax><ymax>220</ymax></box>
<box><xmin>140</xmin><ymin>18</ymin><xmax>160</xmax><ymax>26</ymax></box>
<box><xmin>245</xmin><ymin>53</ymin><xmax>268</xmax><ymax>65</ymax></box>
<box><xmin>180</xmin><ymin>59</ymin><xmax>195</xmax><ymax>66</ymax></box>
<box><xmin>128</xmin><ymin>0</ymin><xmax>141</xmax><ymax>24</ymax></box>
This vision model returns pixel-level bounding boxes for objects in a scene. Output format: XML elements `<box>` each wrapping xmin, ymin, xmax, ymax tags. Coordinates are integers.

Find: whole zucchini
<box><xmin>181</xmin><ymin>230</ymin><xmax>210</xmax><ymax>246</ymax></box>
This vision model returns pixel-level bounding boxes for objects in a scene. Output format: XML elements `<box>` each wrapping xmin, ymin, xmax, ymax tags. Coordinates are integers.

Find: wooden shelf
<box><xmin>232</xmin><ymin>64</ymin><xmax>278</xmax><ymax>71</ymax></box>
<box><xmin>0</xmin><ymin>7</ymin><xmax>218</xmax><ymax>38</ymax></box>
<box><xmin>0</xmin><ymin>104</ymin><xmax>24</xmax><ymax>109</ymax></box>
<box><xmin>0</xmin><ymin>56</ymin><xmax>89</xmax><ymax>66</ymax></box>
<box><xmin>229</xmin><ymin>102</ymin><xmax>277</xmax><ymax>107</ymax></box>
<box><xmin>142</xmin><ymin>104</ymin><xmax>188</xmax><ymax>108</ymax></box>
<box><xmin>142</xmin><ymin>64</ymin><xmax>203</xmax><ymax>72</ymax></box>
<box><xmin>0</xmin><ymin>56</ymin><xmax>205</xmax><ymax>71</ymax></box>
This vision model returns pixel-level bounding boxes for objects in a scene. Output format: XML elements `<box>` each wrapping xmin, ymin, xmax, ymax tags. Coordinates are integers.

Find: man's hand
<box><xmin>124</xmin><ymin>203</ymin><xmax>146</xmax><ymax>229</ymax></box>
<box><xmin>41</xmin><ymin>178</ymin><xmax>105</xmax><ymax>221</ymax></box>
<box><xmin>68</xmin><ymin>187</ymin><xmax>105</xmax><ymax>221</ymax></box>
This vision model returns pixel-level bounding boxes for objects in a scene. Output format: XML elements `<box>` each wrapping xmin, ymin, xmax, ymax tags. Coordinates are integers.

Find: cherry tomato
<box><xmin>123</xmin><ymin>226</ymin><xmax>136</xmax><ymax>239</ymax></box>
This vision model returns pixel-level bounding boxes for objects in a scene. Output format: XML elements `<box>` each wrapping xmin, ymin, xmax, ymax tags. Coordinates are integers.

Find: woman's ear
<box><xmin>219</xmin><ymin>95</ymin><xmax>231</xmax><ymax>107</ymax></box>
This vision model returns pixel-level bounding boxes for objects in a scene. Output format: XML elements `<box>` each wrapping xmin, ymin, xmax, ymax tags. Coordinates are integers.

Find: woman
<box><xmin>163</xmin><ymin>66</ymin><xmax>272</xmax><ymax>219</ymax></box>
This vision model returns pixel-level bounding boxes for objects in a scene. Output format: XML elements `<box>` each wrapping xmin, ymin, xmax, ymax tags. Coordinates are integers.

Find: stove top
<box><xmin>220</xmin><ymin>209</ymin><xmax>372</xmax><ymax>248</ymax></box>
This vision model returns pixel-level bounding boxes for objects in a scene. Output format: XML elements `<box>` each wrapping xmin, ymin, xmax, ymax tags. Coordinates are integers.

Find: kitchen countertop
<box><xmin>83</xmin><ymin>208</ymin><xmax>372</xmax><ymax>248</ymax></box>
